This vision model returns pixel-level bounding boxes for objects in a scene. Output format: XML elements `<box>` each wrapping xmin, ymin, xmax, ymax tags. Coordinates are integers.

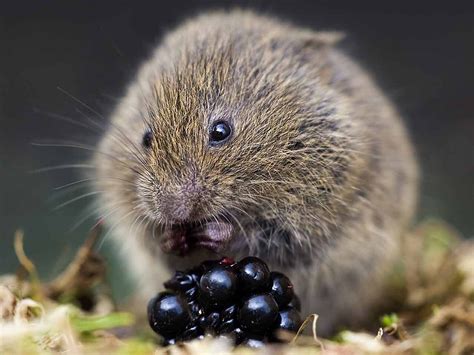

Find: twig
<box><xmin>14</xmin><ymin>230</ymin><xmax>42</xmax><ymax>300</ymax></box>
<box><xmin>45</xmin><ymin>221</ymin><xmax>104</xmax><ymax>298</ymax></box>
<box><xmin>375</xmin><ymin>328</ymin><xmax>383</xmax><ymax>340</ymax></box>
<box><xmin>291</xmin><ymin>313</ymin><xmax>324</xmax><ymax>350</ymax></box>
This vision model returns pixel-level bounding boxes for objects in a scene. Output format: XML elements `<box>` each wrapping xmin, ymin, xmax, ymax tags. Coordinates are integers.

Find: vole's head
<box><xmin>95</xmin><ymin>12</ymin><xmax>350</xmax><ymax>258</ymax></box>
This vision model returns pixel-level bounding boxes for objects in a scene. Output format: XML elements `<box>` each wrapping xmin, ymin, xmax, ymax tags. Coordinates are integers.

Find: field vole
<box><xmin>94</xmin><ymin>10</ymin><xmax>418</xmax><ymax>335</ymax></box>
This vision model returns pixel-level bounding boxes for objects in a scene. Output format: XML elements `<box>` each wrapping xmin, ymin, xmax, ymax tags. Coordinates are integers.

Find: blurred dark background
<box><xmin>1</xmin><ymin>1</ymin><xmax>473</xmax><ymax>290</ymax></box>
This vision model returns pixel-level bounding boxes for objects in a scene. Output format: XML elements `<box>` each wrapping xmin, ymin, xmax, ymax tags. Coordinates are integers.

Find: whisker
<box><xmin>53</xmin><ymin>191</ymin><xmax>102</xmax><ymax>210</ymax></box>
<box><xmin>52</xmin><ymin>176</ymin><xmax>139</xmax><ymax>197</ymax></box>
<box><xmin>48</xmin><ymin>182</ymin><xmax>90</xmax><ymax>202</ymax></box>
<box><xmin>53</xmin><ymin>88</ymin><xmax>150</xmax><ymax>171</ymax></box>
<box><xmin>32</xmin><ymin>164</ymin><xmax>94</xmax><ymax>173</ymax></box>
<box><xmin>68</xmin><ymin>203</ymin><xmax>100</xmax><ymax>233</ymax></box>
<box><xmin>31</xmin><ymin>141</ymin><xmax>142</xmax><ymax>175</ymax></box>
<box><xmin>68</xmin><ymin>196</ymin><xmax>133</xmax><ymax>233</ymax></box>
<box><xmin>152</xmin><ymin>220</ymin><xmax>159</xmax><ymax>241</ymax></box>
<box><xmin>32</xmin><ymin>107</ymin><xmax>103</xmax><ymax>134</ymax></box>
<box><xmin>225</xmin><ymin>210</ymin><xmax>250</xmax><ymax>250</ymax></box>
<box><xmin>98</xmin><ymin>209</ymin><xmax>137</xmax><ymax>251</ymax></box>
<box><xmin>53</xmin><ymin>178</ymin><xmax>94</xmax><ymax>191</ymax></box>
<box><xmin>57</xmin><ymin>86</ymin><xmax>106</xmax><ymax>120</ymax></box>
<box><xmin>75</xmin><ymin>107</ymin><xmax>107</xmax><ymax>128</ymax></box>
<box><xmin>73</xmin><ymin>108</ymin><xmax>149</xmax><ymax>168</ymax></box>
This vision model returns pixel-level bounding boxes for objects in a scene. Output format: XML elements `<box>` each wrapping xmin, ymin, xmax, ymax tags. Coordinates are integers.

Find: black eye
<box><xmin>142</xmin><ymin>129</ymin><xmax>153</xmax><ymax>148</ymax></box>
<box><xmin>209</xmin><ymin>121</ymin><xmax>232</xmax><ymax>146</ymax></box>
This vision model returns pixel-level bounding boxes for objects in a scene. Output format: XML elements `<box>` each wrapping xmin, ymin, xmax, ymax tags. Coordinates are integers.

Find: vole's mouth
<box><xmin>159</xmin><ymin>219</ymin><xmax>233</xmax><ymax>256</ymax></box>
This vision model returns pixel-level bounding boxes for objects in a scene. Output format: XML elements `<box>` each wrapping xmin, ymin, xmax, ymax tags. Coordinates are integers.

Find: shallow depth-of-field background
<box><xmin>1</xmin><ymin>2</ymin><xmax>473</xmax><ymax>293</ymax></box>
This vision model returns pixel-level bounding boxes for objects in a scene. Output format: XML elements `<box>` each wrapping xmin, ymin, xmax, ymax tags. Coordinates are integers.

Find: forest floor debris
<box><xmin>1</xmin><ymin>219</ymin><xmax>473</xmax><ymax>354</ymax></box>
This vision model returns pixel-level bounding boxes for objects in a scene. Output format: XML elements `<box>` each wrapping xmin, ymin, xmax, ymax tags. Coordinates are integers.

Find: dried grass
<box><xmin>1</xmin><ymin>219</ymin><xmax>473</xmax><ymax>354</ymax></box>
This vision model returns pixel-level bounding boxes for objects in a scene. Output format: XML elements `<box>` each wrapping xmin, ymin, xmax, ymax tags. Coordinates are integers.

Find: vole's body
<box><xmin>94</xmin><ymin>10</ymin><xmax>418</xmax><ymax>335</ymax></box>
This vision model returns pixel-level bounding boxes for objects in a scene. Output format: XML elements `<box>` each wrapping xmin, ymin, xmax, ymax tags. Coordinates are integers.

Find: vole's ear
<box><xmin>267</xmin><ymin>28</ymin><xmax>345</xmax><ymax>84</ymax></box>
<box><xmin>269</xmin><ymin>28</ymin><xmax>344</xmax><ymax>53</ymax></box>
<box><xmin>289</xmin><ymin>30</ymin><xmax>345</xmax><ymax>85</ymax></box>
<box><xmin>297</xmin><ymin>30</ymin><xmax>346</xmax><ymax>49</ymax></box>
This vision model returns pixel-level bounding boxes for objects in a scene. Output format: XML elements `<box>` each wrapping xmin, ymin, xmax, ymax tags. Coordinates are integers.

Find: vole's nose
<box><xmin>161</xmin><ymin>181</ymin><xmax>203</xmax><ymax>222</ymax></box>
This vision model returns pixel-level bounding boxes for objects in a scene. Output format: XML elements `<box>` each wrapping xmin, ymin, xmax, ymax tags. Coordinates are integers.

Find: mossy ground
<box><xmin>1</xmin><ymin>220</ymin><xmax>473</xmax><ymax>354</ymax></box>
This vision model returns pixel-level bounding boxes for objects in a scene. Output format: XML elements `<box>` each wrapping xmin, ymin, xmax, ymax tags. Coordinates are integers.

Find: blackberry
<box><xmin>288</xmin><ymin>294</ymin><xmax>301</xmax><ymax>311</ymax></box>
<box><xmin>199</xmin><ymin>265</ymin><xmax>237</xmax><ymax>309</ymax></box>
<box><xmin>278</xmin><ymin>307</ymin><xmax>302</xmax><ymax>332</ymax></box>
<box><xmin>269</xmin><ymin>272</ymin><xmax>294</xmax><ymax>307</ymax></box>
<box><xmin>237</xmin><ymin>257</ymin><xmax>271</xmax><ymax>294</ymax></box>
<box><xmin>163</xmin><ymin>271</ymin><xmax>194</xmax><ymax>292</ymax></box>
<box><xmin>147</xmin><ymin>292</ymin><xmax>191</xmax><ymax>338</ymax></box>
<box><xmin>147</xmin><ymin>256</ymin><xmax>303</xmax><ymax>346</ymax></box>
<box><xmin>239</xmin><ymin>294</ymin><xmax>279</xmax><ymax>334</ymax></box>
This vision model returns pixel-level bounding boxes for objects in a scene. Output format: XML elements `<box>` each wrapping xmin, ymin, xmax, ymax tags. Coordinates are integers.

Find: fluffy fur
<box><xmin>94</xmin><ymin>10</ymin><xmax>418</xmax><ymax>335</ymax></box>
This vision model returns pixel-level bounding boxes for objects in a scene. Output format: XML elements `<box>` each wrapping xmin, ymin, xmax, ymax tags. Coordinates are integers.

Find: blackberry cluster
<box><xmin>147</xmin><ymin>257</ymin><xmax>302</xmax><ymax>346</ymax></box>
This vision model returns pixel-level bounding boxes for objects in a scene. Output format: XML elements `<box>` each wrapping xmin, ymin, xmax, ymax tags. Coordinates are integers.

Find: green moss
<box><xmin>380</xmin><ymin>313</ymin><xmax>399</xmax><ymax>328</ymax></box>
<box><xmin>70</xmin><ymin>311</ymin><xmax>135</xmax><ymax>333</ymax></box>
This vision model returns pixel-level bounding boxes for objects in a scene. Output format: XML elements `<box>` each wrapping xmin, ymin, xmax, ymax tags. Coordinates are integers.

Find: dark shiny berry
<box><xmin>209</xmin><ymin>121</ymin><xmax>232</xmax><ymax>145</ymax></box>
<box><xmin>188</xmin><ymin>269</ymin><xmax>201</xmax><ymax>285</ymax></box>
<box><xmin>142</xmin><ymin>129</ymin><xmax>153</xmax><ymax>148</ymax></box>
<box><xmin>288</xmin><ymin>294</ymin><xmax>301</xmax><ymax>311</ymax></box>
<box><xmin>197</xmin><ymin>259</ymin><xmax>221</xmax><ymax>274</ymax></box>
<box><xmin>199</xmin><ymin>312</ymin><xmax>221</xmax><ymax>331</ymax></box>
<box><xmin>278</xmin><ymin>308</ymin><xmax>302</xmax><ymax>333</ymax></box>
<box><xmin>237</xmin><ymin>257</ymin><xmax>270</xmax><ymax>294</ymax></box>
<box><xmin>179</xmin><ymin>323</ymin><xmax>203</xmax><ymax>341</ymax></box>
<box><xmin>164</xmin><ymin>271</ymin><xmax>195</xmax><ymax>293</ymax></box>
<box><xmin>218</xmin><ymin>318</ymin><xmax>237</xmax><ymax>334</ymax></box>
<box><xmin>184</xmin><ymin>286</ymin><xmax>198</xmax><ymax>300</ymax></box>
<box><xmin>239</xmin><ymin>294</ymin><xmax>279</xmax><ymax>334</ymax></box>
<box><xmin>221</xmin><ymin>304</ymin><xmax>237</xmax><ymax>322</ymax></box>
<box><xmin>147</xmin><ymin>292</ymin><xmax>191</xmax><ymax>338</ymax></box>
<box><xmin>149</xmin><ymin>256</ymin><xmax>303</xmax><ymax>346</ymax></box>
<box><xmin>188</xmin><ymin>301</ymin><xmax>203</xmax><ymax>321</ymax></box>
<box><xmin>270</xmin><ymin>272</ymin><xmax>294</xmax><ymax>307</ymax></box>
<box><xmin>199</xmin><ymin>266</ymin><xmax>237</xmax><ymax>309</ymax></box>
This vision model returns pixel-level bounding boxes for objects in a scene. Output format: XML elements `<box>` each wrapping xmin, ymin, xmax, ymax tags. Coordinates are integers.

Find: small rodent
<box><xmin>94</xmin><ymin>10</ymin><xmax>418</xmax><ymax>335</ymax></box>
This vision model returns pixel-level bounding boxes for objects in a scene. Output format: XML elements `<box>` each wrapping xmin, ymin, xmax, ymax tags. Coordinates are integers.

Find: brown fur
<box><xmin>93</xmin><ymin>10</ymin><xmax>418</xmax><ymax>335</ymax></box>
